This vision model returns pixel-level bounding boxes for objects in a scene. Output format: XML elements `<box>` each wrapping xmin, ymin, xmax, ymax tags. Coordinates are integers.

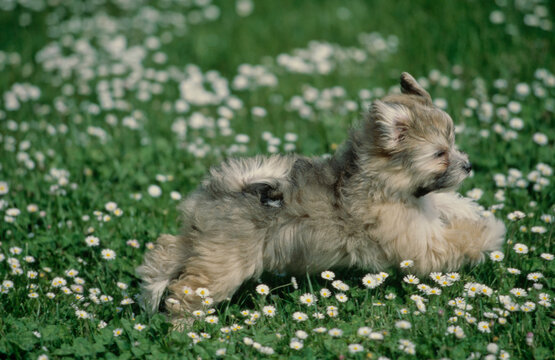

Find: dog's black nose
<box><xmin>463</xmin><ymin>162</ymin><xmax>472</xmax><ymax>173</ymax></box>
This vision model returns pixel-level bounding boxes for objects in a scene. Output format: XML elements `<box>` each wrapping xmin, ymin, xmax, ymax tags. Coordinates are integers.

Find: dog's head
<box><xmin>361</xmin><ymin>72</ymin><xmax>471</xmax><ymax>198</ymax></box>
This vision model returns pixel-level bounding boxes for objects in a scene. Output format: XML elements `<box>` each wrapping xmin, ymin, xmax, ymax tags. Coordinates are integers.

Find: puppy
<box><xmin>137</xmin><ymin>73</ymin><xmax>505</xmax><ymax>325</ymax></box>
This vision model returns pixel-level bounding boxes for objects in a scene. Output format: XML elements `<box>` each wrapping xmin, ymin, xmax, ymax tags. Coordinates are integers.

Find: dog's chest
<box><xmin>361</xmin><ymin>198</ymin><xmax>443</xmax><ymax>242</ymax></box>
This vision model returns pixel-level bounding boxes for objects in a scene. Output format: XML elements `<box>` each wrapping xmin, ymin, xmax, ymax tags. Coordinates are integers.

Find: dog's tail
<box><xmin>136</xmin><ymin>234</ymin><xmax>188</xmax><ymax>313</ymax></box>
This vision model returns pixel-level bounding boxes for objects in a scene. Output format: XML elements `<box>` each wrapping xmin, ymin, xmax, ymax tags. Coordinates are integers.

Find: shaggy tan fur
<box><xmin>136</xmin><ymin>73</ymin><xmax>505</xmax><ymax>326</ymax></box>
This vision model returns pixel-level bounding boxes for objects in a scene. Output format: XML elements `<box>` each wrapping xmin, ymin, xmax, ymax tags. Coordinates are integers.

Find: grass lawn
<box><xmin>0</xmin><ymin>0</ymin><xmax>553</xmax><ymax>358</ymax></box>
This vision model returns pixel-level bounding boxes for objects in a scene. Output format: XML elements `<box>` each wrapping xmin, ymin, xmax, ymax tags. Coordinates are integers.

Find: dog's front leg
<box><xmin>432</xmin><ymin>192</ymin><xmax>505</xmax><ymax>264</ymax></box>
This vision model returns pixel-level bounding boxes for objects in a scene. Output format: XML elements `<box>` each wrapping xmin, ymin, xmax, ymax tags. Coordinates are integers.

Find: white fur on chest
<box><xmin>368</xmin><ymin>196</ymin><xmax>445</xmax><ymax>261</ymax></box>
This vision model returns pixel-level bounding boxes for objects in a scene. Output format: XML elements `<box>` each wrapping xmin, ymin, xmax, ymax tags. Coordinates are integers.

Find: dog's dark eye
<box><xmin>435</xmin><ymin>150</ymin><xmax>446</xmax><ymax>158</ymax></box>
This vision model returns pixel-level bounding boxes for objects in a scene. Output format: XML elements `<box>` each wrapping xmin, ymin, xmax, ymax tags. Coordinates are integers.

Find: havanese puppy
<box><xmin>137</xmin><ymin>72</ymin><xmax>505</xmax><ymax>326</ymax></box>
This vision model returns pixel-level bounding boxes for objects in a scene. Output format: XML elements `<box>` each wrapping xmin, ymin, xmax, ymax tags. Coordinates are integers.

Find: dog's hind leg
<box><xmin>136</xmin><ymin>234</ymin><xmax>190</xmax><ymax>313</ymax></box>
<box><xmin>164</xmin><ymin>233</ymin><xmax>264</xmax><ymax>329</ymax></box>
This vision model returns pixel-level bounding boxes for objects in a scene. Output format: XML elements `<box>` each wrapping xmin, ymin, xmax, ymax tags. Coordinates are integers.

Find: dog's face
<box><xmin>365</xmin><ymin>73</ymin><xmax>471</xmax><ymax>198</ymax></box>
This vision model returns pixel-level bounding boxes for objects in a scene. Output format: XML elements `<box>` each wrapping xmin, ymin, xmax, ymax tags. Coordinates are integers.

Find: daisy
<box><xmin>507</xmin><ymin>211</ymin><xmax>526</xmax><ymax>221</ymax></box>
<box><xmin>105</xmin><ymin>202</ymin><xmax>117</xmax><ymax>212</ymax></box>
<box><xmin>126</xmin><ymin>239</ymin><xmax>140</xmax><ymax>248</ymax></box>
<box><xmin>120</xmin><ymin>298</ymin><xmax>134</xmax><ymax>305</ymax></box>
<box><xmin>531</xmin><ymin>226</ymin><xmax>547</xmax><ymax>234</ymax></box>
<box><xmin>196</xmin><ymin>287</ymin><xmax>210</xmax><ymax>297</ymax></box>
<box><xmin>362</xmin><ymin>274</ymin><xmax>380</xmax><ymax>288</ymax></box>
<box><xmin>148</xmin><ymin>185</ymin><xmax>162</xmax><ymax>197</ymax></box>
<box><xmin>182</xmin><ymin>286</ymin><xmax>193</xmax><ymax>295</ymax></box>
<box><xmin>255</xmin><ymin>284</ymin><xmax>269</xmax><ymax>295</ymax></box>
<box><xmin>262</xmin><ymin>305</ymin><xmax>276</xmax><ymax>317</ymax></box>
<box><xmin>445</xmin><ymin>272</ymin><xmax>460</xmax><ymax>282</ymax></box>
<box><xmin>385</xmin><ymin>292</ymin><xmax>396</xmax><ymax>300</ymax></box>
<box><xmin>313</xmin><ymin>327</ymin><xmax>327</xmax><ymax>333</ymax></box>
<box><xmin>117</xmin><ymin>282</ymin><xmax>128</xmax><ymax>290</ymax></box>
<box><xmin>291</xmin><ymin>276</ymin><xmax>298</xmax><ymax>289</ymax></box>
<box><xmin>192</xmin><ymin>310</ymin><xmax>205</xmax><ymax>317</ymax></box>
<box><xmin>357</xmin><ymin>326</ymin><xmax>372</xmax><ymax>336</ymax></box>
<box><xmin>348</xmin><ymin>344</ymin><xmax>364</xmax><ymax>353</ymax></box>
<box><xmin>540</xmin><ymin>253</ymin><xmax>553</xmax><ymax>260</ymax></box>
<box><xmin>399</xmin><ymin>339</ymin><xmax>416</xmax><ymax>354</ymax></box>
<box><xmin>430</xmin><ymin>272</ymin><xmax>443</xmax><ymax>282</ymax></box>
<box><xmin>369</xmin><ymin>332</ymin><xmax>384</xmax><ymax>340</ymax></box>
<box><xmin>300</xmin><ymin>293</ymin><xmax>317</xmax><ymax>306</ymax></box>
<box><xmin>321</xmin><ymin>270</ymin><xmax>335</xmax><ymax>280</ymax></box>
<box><xmin>477</xmin><ymin>321</ymin><xmax>491</xmax><ymax>333</ymax></box>
<box><xmin>331</xmin><ymin>280</ymin><xmax>349</xmax><ymax>291</ymax></box>
<box><xmin>51</xmin><ymin>277</ymin><xmax>66</xmax><ymax>287</ymax></box>
<box><xmin>85</xmin><ymin>236</ymin><xmax>100</xmax><ymax>246</ymax></box>
<box><xmin>335</xmin><ymin>293</ymin><xmax>348</xmax><ymax>302</ymax></box>
<box><xmin>532</xmin><ymin>132</ymin><xmax>548</xmax><ymax>145</ymax></box>
<box><xmin>400</xmin><ymin>259</ymin><xmax>414</xmax><ymax>268</ymax></box>
<box><xmin>101</xmin><ymin>249</ymin><xmax>116</xmax><ymax>260</ymax></box>
<box><xmin>403</xmin><ymin>274</ymin><xmax>420</xmax><ymax>284</ymax></box>
<box><xmin>507</xmin><ymin>268</ymin><xmax>521</xmax><ymax>275</ymax></box>
<box><xmin>134</xmin><ymin>323</ymin><xmax>146</xmax><ymax>331</ymax></box>
<box><xmin>320</xmin><ymin>288</ymin><xmax>331</xmax><ymax>298</ymax></box>
<box><xmin>292</xmin><ymin>312</ymin><xmax>308</xmax><ymax>322</ymax></box>
<box><xmin>447</xmin><ymin>325</ymin><xmax>465</xmax><ymax>338</ymax></box>
<box><xmin>504</xmin><ymin>303</ymin><xmax>519</xmax><ymax>312</ymax></box>
<box><xmin>326</xmin><ymin>306</ymin><xmax>339</xmax><ymax>317</ymax></box>
<box><xmin>0</xmin><ymin>181</ymin><xmax>9</xmax><ymax>195</ymax></box>
<box><xmin>113</xmin><ymin>328</ymin><xmax>123</xmax><ymax>337</ymax></box>
<box><xmin>428</xmin><ymin>287</ymin><xmax>442</xmax><ymax>296</ymax></box>
<box><xmin>295</xmin><ymin>330</ymin><xmax>308</xmax><ymax>339</ymax></box>
<box><xmin>289</xmin><ymin>340</ymin><xmax>303</xmax><ymax>350</ymax></box>
<box><xmin>259</xmin><ymin>347</ymin><xmax>274</xmax><ymax>355</ymax></box>
<box><xmin>230</xmin><ymin>323</ymin><xmax>243</xmax><ymax>331</ymax></box>
<box><xmin>65</xmin><ymin>269</ymin><xmax>78</xmax><ymax>277</ymax></box>
<box><xmin>75</xmin><ymin>310</ymin><xmax>89</xmax><ymax>319</ymax></box>
<box><xmin>395</xmin><ymin>320</ymin><xmax>411</xmax><ymax>329</ymax></box>
<box><xmin>510</xmin><ymin>288</ymin><xmax>527</xmax><ymax>297</ymax></box>
<box><xmin>328</xmin><ymin>328</ymin><xmax>343</xmax><ymax>337</ymax></box>
<box><xmin>489</xmin><ymin>251</ymin><xmax>504</xmax><ymax>261</ymax></box>
<box><xmin>526</xmin><ymin>272</ymin><xmax>543</xmax><ymax>281</ymax></box>
<box><xmin>202</xmin><ymin>297</ymin><xmax>214</xmax><ymax>306</ymax></box>
<box><xmin>513</xmin><ymin>243</ymin><xmax>528</xmax><ymax>254</ymax></box>
<box><xmin>417</xmin><ymin>284</ymin><xmax>430</xmax><ymax>292</ymax></box>
<box><xmin>250</xmin><ymin>311</ymin><xmax>260</xmax><ymax>320</ymax></box>
<box><xmin>480</xmin><ymin>286</ymin><xmax>493</xmax><ymax>297</ymax></box>
<box><xmin>522</xmin><ymin>302</ymin><xmax>536</xmax><ymax>312</ymax></box>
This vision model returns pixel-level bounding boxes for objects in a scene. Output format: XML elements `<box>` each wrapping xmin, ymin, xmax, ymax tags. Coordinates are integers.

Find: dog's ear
<box><xmin>370</xmin><ymin>100</ymin><xmax>412</xmax><ymax>150</ymax></box>
<box><xmin>400</xmin><ymin>72</ymin><xmax>432</xmax><ymax>105</ymax></box>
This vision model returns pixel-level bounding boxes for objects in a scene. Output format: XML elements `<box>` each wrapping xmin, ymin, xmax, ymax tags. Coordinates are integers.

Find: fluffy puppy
<box><xmin>137</xmin><ymin>73</ymin><xmax>505</xmax><ymax>325</ymax></box>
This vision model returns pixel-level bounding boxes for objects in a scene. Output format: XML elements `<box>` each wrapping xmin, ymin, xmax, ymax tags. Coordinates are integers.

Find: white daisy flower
<box><xmin>255</xmin><ymin>284</ymin><xmax>269</xmax><ymax>295</ymax></box>
<box><xmin>321</xmin><ymin>270</ymin><xmax>335</xmax><ymax>280</ymax></box>
<box><xmin>101</xmin><ymin>249</ymin><xmax>116</xmax><ymax>260</ymax></box>
<box><xmin>299</xmin><ymin>293</ymin><xmax>317</xmax><ymax>306</ymax></box>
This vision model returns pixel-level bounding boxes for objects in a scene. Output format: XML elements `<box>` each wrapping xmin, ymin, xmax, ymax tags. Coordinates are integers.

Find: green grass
<box><xmin>0</xmin><ymin>0</ymin><xmax>554</xmax><ymax>358</ymax></box>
